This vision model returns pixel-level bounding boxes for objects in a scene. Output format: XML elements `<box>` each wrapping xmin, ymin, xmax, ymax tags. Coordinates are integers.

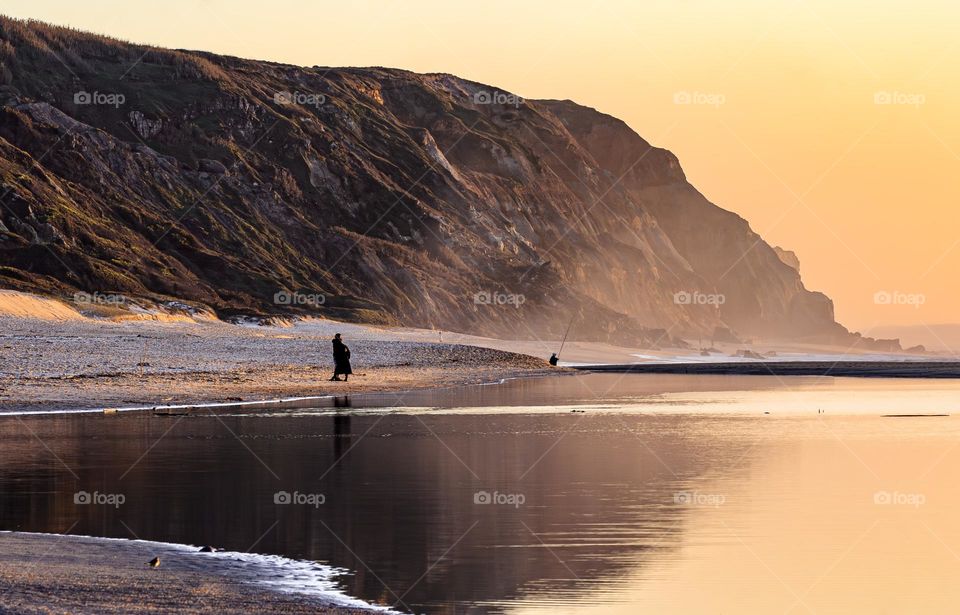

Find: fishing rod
<box><xmin>557</xmin><ymin>313</ymin><xmax>576</xmax><ymax>358</ymax></box>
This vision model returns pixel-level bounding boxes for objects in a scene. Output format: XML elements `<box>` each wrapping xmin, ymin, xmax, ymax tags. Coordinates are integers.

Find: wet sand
<box><xmin>0</xmin><ymin>532</ymin><xmax>374</xmax><ymax>614</ymax></box>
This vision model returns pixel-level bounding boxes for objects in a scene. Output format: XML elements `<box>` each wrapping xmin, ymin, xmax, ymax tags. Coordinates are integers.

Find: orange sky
<box><xmin>5</xmin><ymin>1</ymin><xmax>958</xmax><ymax>333</ymax></box>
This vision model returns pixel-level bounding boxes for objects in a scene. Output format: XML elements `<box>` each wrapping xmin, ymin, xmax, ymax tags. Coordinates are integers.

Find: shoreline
<box><xmin>0</xmin><ymin>530</ymin><xmax>387</xmax><ymax>614</ymax></box>
<box><xmin>1</xmin><ymin>369</ymin><xmax>566</xmax><ymax>417</ymax></box>
<box><xmin>576</xmin><ymin>360</ymin><xmax>960</xmax><ymax>378</ymax></box>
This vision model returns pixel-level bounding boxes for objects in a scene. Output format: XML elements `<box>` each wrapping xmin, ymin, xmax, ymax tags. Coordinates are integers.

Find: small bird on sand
<box><xmin>147</xmin><ymin>557</ymin><xmax>161</xmax><ymax>568</ymax></box>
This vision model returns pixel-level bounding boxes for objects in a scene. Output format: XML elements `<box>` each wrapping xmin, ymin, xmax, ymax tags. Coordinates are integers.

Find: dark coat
<box><xmin>332</xmin><ymin>338</ymin><xmax>352</xmax><ymax>375</ymax></box>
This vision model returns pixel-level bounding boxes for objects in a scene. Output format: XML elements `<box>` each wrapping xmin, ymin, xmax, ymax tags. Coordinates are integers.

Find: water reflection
<box><xmin>3</xmin><ymin>374</ymin><xmax>960</xmax><ymax>613</ymax></box>
<box><xmin>0</xmin><ymin>414</ymin><xmax>741</xmax><ymax>612</ymax></box>
<box><xmin>332</xmin><ymin>396</ymin><xmax>352</xmax><ymax>461</ymax></box>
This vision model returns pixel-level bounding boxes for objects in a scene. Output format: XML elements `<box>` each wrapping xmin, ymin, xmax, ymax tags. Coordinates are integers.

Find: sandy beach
<box><xmin>0</xmin><ymin>314</ymin><xmax>554</xmax><ymax>414</ymax></box>
<box><xmin>0</xmin><ymin>532</ymin><xmax>378</xmax><ymax>614</ymax></box>
<box><xmin>2</xmin><ymin>287</ymin><xmax>940</xmax><ymax>415</ymax></box>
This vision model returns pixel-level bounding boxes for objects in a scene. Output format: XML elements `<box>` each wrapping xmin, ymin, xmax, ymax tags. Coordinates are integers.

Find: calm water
<box><xmin>3</xmin><ymin>373</ymin><xmax>960</xmax><ymax>613</ymax></box>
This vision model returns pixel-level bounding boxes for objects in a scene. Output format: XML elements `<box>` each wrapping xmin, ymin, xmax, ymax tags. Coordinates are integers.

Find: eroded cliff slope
<box><xmin>0</xmin><ymin>17</ymin><xmax>883</xmax><ymax>347</ymax></box>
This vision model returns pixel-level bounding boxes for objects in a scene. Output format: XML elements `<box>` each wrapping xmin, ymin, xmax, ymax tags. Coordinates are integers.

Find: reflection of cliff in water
<box><xmin>0</xmin><ymin>410</ymin><xmax>756</xmax><ymax>613</ymax></box>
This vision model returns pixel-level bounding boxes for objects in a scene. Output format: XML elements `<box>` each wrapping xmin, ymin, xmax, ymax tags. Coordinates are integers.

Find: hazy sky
<box><xmin>5</xmin><ymin>1</ymin><xmax>958</xmax><ymax>334</ymax></box>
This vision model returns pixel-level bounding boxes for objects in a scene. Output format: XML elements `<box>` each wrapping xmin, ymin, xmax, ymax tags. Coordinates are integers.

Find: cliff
<box><xmin>0</xmin><ymin>17</ymin><xmax>890</xmax><ymax>348</ymax></box>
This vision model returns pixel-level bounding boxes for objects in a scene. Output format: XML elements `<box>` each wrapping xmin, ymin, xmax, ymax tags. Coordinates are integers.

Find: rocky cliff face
<box><xmin>773</xmin><ymin>247</ymin><xmax>802</xmax><ymax>273</ymax></box>
<box><xmin>0</xmin><ymin>17</ymin><xmax>883</xmax><ymax>347</ymax></box>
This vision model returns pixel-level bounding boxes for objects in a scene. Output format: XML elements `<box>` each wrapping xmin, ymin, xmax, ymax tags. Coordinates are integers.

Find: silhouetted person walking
<box><xmin>330</xmin><ymin>333</ymin><xmax>352</xmax><ymax>381</ymax></box>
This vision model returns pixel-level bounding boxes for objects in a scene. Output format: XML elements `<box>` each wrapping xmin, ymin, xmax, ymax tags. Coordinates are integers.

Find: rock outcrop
<box><xmin>773</xmin><ymin>246</ymin><xmax>801</xmax><ymax>273</ymax></box>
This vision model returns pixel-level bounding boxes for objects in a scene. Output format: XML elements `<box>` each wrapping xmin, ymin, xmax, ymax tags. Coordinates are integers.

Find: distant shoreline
<box><xmin>574</xmin><ymin>361</ymin><xmax>960</xmax><ymax>379</ymax></box>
